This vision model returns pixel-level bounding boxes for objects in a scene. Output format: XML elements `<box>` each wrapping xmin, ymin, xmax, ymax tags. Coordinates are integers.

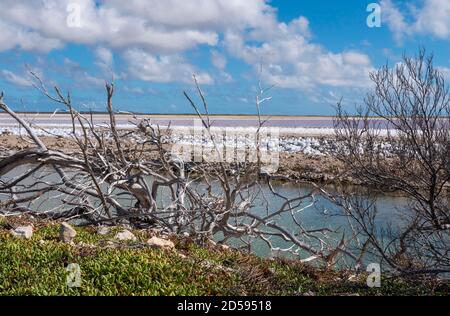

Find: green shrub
<box><xmin>0</xmin><ymin>222</ymin><xmax>447</xmax><ymax>296</ymax></box>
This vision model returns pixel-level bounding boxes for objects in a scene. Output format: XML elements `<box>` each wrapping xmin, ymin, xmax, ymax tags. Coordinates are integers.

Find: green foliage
<box><xmin>0</xmin><ymin>221</ymin><xmax>447</xmax><ymax>296</ymax></box>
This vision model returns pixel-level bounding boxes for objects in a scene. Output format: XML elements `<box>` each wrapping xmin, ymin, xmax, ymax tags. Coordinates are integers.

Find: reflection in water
<box><xmin>1</xmin><ymin>166</ymin><xmax>408</xmax><ymax>263</ymax></box>
<box><xmin>222</xmin><ymin>182</ymin><xmax>408</xmax><ymax>261</ymax></box>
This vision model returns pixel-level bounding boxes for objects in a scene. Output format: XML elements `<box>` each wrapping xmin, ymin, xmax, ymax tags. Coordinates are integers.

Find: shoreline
<box><xmin>0</xmin><ymin>113</ymin><xmax>340</xmax><ymax>131</ymax></box>
<box><xmin>1</xmin><ymin>112</ymin><xmax>338</xmax><ymax>119</ymax></box>
<box><xmin>0</xmin><ymin>133</ymin><xmax>355</xmax><ymax>186</ymax></box>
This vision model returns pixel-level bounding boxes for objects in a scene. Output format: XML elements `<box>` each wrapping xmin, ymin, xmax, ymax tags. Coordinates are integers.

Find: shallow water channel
<box><xmin>1</xmin><ymin>166</ymin><xmax>408</xmax><ymax>264</ymax></box>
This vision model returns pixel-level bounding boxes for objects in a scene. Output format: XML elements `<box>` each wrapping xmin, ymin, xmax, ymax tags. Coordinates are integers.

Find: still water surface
<box><xmin>1</xmin><ymin>167</ymin><xmax>408</xmax><ymax>262</ymax></box>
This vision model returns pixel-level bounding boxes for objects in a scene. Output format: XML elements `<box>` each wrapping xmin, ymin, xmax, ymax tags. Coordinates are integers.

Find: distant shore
<box><xmin>0</xmin><ymin>112</ymin><xmax>340</xmax><ymax>136</ymax></box>
<box><xmin>0</xmin><ymin>112</ymin><xmax>337</xmax><ymax>121</ymax></box>
<box><xmin>1</xmin><ymin>112</ymin><xmax>338</xmax><ymax>118</ymax></box>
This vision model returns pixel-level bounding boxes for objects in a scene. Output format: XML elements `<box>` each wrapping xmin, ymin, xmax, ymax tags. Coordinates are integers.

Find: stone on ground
<box><xmin>114</xmin><ymin>230</ymin><xmax>137</xmax><ymax>241</ymax></box>
<box><xmin>60</xmin><ymin>222</ymin><xmax>77</xmax><ymax>243</ymax></box>
<box><xmin>146</xmin><ymin>236</ymin><xmax>175</xmax><ymax>250</ymax></box>
<box><xmin>96</xmin><ymin>226</ymin><xmax>111</xmax><ymax>235</ymax></box>
<box><xmin>11</xmin><ymin>225</ymin><xmax>33</xmax><ymax>239</ymax></box>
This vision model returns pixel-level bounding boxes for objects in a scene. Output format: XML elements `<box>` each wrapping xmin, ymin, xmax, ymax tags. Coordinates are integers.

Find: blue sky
<box><xmin>0</xmin><ymin>0</ymin><xmax>449</xmax><ymax>115</ymax></box>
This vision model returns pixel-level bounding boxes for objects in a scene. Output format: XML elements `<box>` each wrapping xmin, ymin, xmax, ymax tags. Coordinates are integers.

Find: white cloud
<box><xmin>211</xmin><ymin>50</ymin><xmax>233</xmax><ymax>83</ymax></box>
<box><xmin>414</xmin><ymin>0</ymin><xmax>450</xmax><ymax>39</ymax></box>
<box><xmin>224</xmin><ymin>17</ymin><xmax>373</xmax><ymax>90</ymax></box>
<box><xmin>381</xmin><ymin>0</ymin><xmax>450</xmax><ymax>42</ymax></box>
<box><xmin>124</xmin><ymin>49</ymin><xmax>213</xmax><ymax>85</ymax></box>
<box><xmin>107</xmin><ymin>0</ymin><xmax>277</xmax><ymax>31</ymax></box>
<box><xmin>0</xmin><ymin>0</ymin><xmax>276</xmax><ymax>53</ymax></box>
<box><xmin>0</xmin><ymin>70</ymin><xmax>33</xmax><ymax>87</ymax></box>
<box><xmin>211</xmin><ymin>50</ymin><xmax>227</xmax><ymax>70</ymax></box>
<box><xmin>380</xmin><ymin>0</ymin><xmax>409</xmax><ymax>44</ymax></box>
<box><xmin>0</xmin><ymin>20</ymin><xmax>62</xmax><ymax>53</ymax></box>
<box><xmin>0</xmin><ymin>0</ymin><xmax>373</xmax><ymax>89</ymax></box>
<box><xmin>58</xmin><ymin>58</ymin><xmax>105</xmax><ymax>87</ymax></box>
<box><xmin>95</xmin><ymin>47</ymin><xmax>114</xmax><ymax>69</ymax></box>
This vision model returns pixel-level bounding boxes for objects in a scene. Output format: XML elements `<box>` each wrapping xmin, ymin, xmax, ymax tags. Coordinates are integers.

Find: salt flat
<box><xmin>0</xmin><ymin>113</ymin><xmax>337</xmax><ymax>127</ymax></box>
<box><xmin>0</xmin><ymin>113</ymin><xmax>338</xmax><ymax>136</ymax></box>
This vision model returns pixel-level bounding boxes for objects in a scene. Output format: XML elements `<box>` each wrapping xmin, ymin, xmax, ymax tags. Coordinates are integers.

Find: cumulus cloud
<box><xmin>0</xmin><ymin>70</ymin><xmax>33</xmax><ymax>87</ymax></box>
<box><xmin>0</xmin><ymin>0</ymin><xmax>275</xmax><ymax>53</ymax></box>
<box><xmin>0</xmin><ymin>20</ymin><xmax>62</xmax><ymax>53</ymax></box>
<box><xmin>106</xmin><ymin>0</ymin><xmax>277</xmax><ymax>31</ymax></box>
<box><xmin>95</xmin><ymin>47</ymin><xmax>114</xmax><ymax>69</ymax></box>
<box><xmin>224</xmin><ymin>17</ymin><xmax>373</xmax><ymax>90</ymax></box>
<box><xmin>124</xmin><ymin>49</ymin><xmax>213</xmax><ymax>85</ymax></box>
<box><xmin>381</xmin><ymin>0</ymin><xmax>450</xmax><ymax>42</ymax></box>
<box><xmin>0</xmin><ymin>0</ymin><xmax>373</xmax><ymax>89</ymax></box>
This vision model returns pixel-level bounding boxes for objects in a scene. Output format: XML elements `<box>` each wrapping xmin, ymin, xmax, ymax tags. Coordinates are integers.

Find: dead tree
<box><xmin>332</xmin><ymin>49</ymin><xmax>450</xmax><ymax>276</ymax></box>
<box><xmin>0</xmin><ymin>75</ymin><xmax>357</xmax><ymax>267</ymax></box>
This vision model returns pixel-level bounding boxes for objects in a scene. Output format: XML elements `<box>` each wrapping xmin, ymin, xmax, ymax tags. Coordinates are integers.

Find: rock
<box><xmin>146</xmin><ymin>236</ymin><xmax>175</xmax><ymax>250</ymax></box>
<box><xmin>97</xmin><ymin>226</ymin><xmax>111</xmax><ymax>235</ymax></box>
<box><xmin>11</xmin><ymin>225</ymin><xmax>33</xmax><ymax>239</ymax></box>
<box><xmin>60</xmin><ymin>222</ymin><xmax>77</xmax><ymax>243</ymax></box>
<box><xmin>114</xmin><ymin>230</ymin><xmax>137</xmax><ymax>241</ymax></box>
<box><xmin>220</xmin><ymin>244</ymin><xmax>230</xmax><ymax>251</ymax></box>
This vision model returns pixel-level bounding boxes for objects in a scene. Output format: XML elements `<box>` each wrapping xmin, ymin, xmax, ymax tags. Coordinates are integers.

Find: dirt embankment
<box><xmin>0</xmin><ymin>134</ymin><xmax>350</xmax><ymax>184</ymax></box>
